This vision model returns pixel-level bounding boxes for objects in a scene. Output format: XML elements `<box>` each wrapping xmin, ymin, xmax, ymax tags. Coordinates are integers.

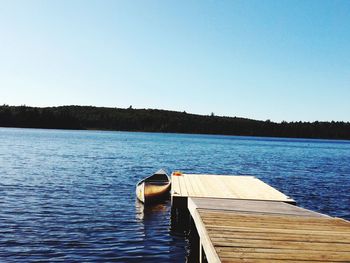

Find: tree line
<box><xmin>0</xmin><ymin>105</ymin><xmax>349</xmax><ymax>140</ymax></box>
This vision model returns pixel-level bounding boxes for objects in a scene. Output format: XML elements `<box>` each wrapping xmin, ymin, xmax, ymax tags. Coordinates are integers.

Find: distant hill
<box><xmin>0</xmin><ymin>105</ymin><xmax>349</xmax><ymax>140</ymax></box>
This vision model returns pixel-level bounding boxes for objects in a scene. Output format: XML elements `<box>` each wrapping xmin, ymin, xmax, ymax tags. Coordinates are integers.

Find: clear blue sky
<box><xmin>1</xmin><ymin>0</ymin><xmax>349</xmax><ymax>122</ymax></box>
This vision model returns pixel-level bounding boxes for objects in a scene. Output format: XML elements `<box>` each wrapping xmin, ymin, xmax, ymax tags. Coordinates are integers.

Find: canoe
<box><xmin>136</xmin><ymin>169</ymin><xmax>171</xmax><ymax>203</ymax></box>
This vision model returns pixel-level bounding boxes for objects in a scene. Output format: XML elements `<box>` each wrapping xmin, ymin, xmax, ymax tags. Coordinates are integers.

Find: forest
<box><xmin>0</xmin><ymin>105</ymin><xmax>349</xmax><ymax>140</ymax></box>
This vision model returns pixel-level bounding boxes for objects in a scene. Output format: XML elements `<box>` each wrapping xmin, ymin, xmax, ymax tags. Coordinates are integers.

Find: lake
<box><xmin>0</xmin><ymin>128</ymin><xmax>349</xmax><ymax>262</ymax></box>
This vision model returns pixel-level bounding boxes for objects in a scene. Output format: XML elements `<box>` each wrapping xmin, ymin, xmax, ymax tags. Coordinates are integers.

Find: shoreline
<box><xmin>1</xmin><ymin>105</ymin><xmax>350</xmax><ymax>141</ymax></box>
<box><xmin>1</xmin><ymin>125</ymin><xmax>350</xmax><ymax>142</ymax></box>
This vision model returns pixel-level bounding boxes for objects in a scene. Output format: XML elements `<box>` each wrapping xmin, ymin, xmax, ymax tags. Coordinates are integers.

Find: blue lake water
<box><xmin>0</xmin><ymin>127</ymin><xmax>349</xmax><ymax>262</ymax></box>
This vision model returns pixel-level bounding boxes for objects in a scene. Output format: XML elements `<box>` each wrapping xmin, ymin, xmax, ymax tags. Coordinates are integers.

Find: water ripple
<box><xmin>0</xmin><ymin>128</ymin><xmax>349</xmax><ymax>262</ymax></box>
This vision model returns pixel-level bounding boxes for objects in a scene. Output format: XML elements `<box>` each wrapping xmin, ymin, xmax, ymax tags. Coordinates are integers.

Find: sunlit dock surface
<box><xmin>171</xmin><ymin>174</ymin><xmax>295</xmax><ymax>205</ymax></box>
<box><xmin>171</xmin><ymin>173</ymin><xmax>350</xmax><ymax>263</ymax></box>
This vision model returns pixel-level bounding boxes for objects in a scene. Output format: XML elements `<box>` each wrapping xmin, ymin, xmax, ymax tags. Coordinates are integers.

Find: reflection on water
<box><xmin>134</xmin><ymin>200</ymin><xmax>187</xmax><ymax>262</ymax></box>
<box><xmin>135</xmin><ymin>200</ymin><xmax>168</xmax><ymax>222</ymax></box>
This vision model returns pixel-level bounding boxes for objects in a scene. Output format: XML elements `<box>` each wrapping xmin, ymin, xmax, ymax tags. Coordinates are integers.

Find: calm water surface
<box><xmin>0</xmin><ymin>128</ymin><xmax>349</xmax><ymax>262</ymax></box>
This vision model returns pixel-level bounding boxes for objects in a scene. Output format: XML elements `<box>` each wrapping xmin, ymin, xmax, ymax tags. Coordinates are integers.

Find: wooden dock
<box><xmin>171</xmin><ymin>174</ymin><xmax>295</xmax><ymax>210</ymax></box>
<box><xmin>171</xmin><ymin>173</ymin><xmax>350</xmax><ymax>263</ymax></box>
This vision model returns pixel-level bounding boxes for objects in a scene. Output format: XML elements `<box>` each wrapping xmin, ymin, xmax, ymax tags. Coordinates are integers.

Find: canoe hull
<box><xmin>136</xmin><ymin>182</ymin><xmax>145</xmax><ymax>203</ymax></box>
<box><xmin>136</xmin><ymin>170</ymin><xmax>171</xmax><ymax>204</ymax></box>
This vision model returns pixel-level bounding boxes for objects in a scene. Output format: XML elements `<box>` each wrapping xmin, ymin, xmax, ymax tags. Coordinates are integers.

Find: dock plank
<box><xmin>188</xmin><ymin>197</ymin><xmax>350</xmax><ymax>263</ymax></box>
<box><xmin>200</xmin><ymin>213</ymin><xmax>350</xmax><ymax>230</ymax></box>
<box><xmin>212</xmin><ymin>239</ymin><xmax>350</xmax><ymax>252</ymax></box>
<box><xmin>221</xmin><ymin>260</ymin><xmax>333</xmax><ymax>263</ymax></box>
<box><xmin>190</xmin><ymin>197</ymin><xmax>326</xmax><ymax>217</ymax></box>
<box><xmin>206</xmin><ymin>226</ymin><xmax>350</xmax><ymax>241</ymax></box>
<box><xmin>186</xmin><ymin>174</ymin><xmax>202</xmax><ymax>197</ymax></box>
<box><xmin>171</xmin><ymin>174</ymin><xmax>181</xmax><ymax>196</ymax></box>
<box><xmin>188</xmin><ymin>174</ymin><xmax>213</xmax><ymax>197</ymax></box>
<box><xmin>209</xmin><ymin>232</ymin><xmax>350</xmax><ymax>244</ymax></box>
<box><xmin>218</xmin><ymin>250</ymin><xmax>350</xmax><ymax>262</ymax></box>
<box><xmin>177</xmin><ymin>174</ymin><xmax>188</xmax><ymax>196</ymax></box>
<box><xmin>183</xmin><ymin>173</ymin><xmax>194</xmax><ymax>196</ymax></box>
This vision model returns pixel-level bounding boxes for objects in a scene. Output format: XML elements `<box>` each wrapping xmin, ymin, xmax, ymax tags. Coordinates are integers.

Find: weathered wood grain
<box><xmin>188</xmin><ymin>197</ymin><xmax>350</xmax><ymax>263</ymax></box>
